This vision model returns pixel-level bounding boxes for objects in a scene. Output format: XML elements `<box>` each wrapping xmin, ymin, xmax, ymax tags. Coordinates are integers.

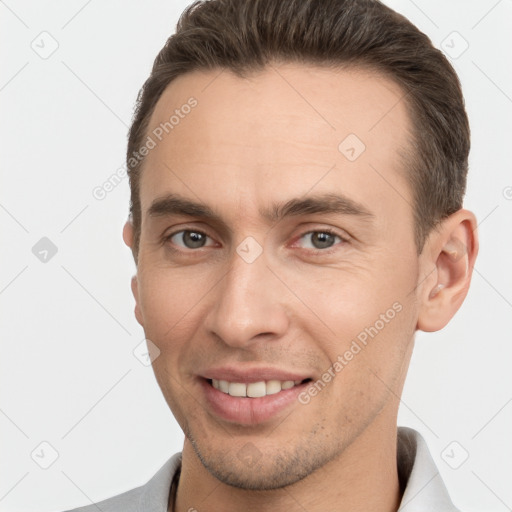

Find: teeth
<box><xmin>210</xmin><ymin>378</ymin><xmax>304</xmax><ymax>397</ymax></box>
<box><xmin>247</xmin><ymin>381</ymin><xmax>266</xmax><ymax>398</ymax></box>
<box><xmin>265</xmin><ymin>380</ymin><xmax>282</xmax><ymax>395</ymax></box>
<box><xmin>228</xmin><ymin>382</ymin><xmax>247</xmax><ymax>397</ymax></box>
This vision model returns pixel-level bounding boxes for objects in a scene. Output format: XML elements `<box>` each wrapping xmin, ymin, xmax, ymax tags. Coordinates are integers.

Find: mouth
<box><xmin>199</xmin><ymin>374</ymin><xmax>313</xmax><ymax>425</ymax></box>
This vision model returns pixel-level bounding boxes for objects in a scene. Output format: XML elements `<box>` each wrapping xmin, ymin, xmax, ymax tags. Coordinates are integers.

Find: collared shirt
<box><xmin>63</xmin><ymin>427</ymin><xmax>461</xmax><ymax>512</ymax></box>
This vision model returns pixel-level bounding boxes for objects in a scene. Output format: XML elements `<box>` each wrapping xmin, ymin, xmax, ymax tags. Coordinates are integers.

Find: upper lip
<box><xmin>200</xmin><ymin>365</ymin><xmax>311</xmax><ymax>383</ymax></box>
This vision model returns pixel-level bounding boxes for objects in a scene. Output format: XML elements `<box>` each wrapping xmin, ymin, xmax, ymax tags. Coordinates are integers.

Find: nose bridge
<box><xmin>205</xmin><ymin>243</ymin><xmax>289</xmax><ymax>347</ymax></box>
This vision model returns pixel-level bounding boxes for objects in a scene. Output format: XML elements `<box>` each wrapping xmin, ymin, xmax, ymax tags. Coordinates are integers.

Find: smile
<box><xmin>201</xmin><ymin>375</ymin><xmax>313</xmax><ymax>425</ymax></box>
<box><xmin>209</xmin><ymin>378</ymin><xmax>308</xmax><ymax>398</ymax></box>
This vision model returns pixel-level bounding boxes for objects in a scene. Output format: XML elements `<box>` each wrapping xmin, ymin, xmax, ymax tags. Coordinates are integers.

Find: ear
<box><xmin>416</xmin><ymin>209</ymin><xmax>479</xmax><ymax>332</ymax></box>
<box><xmin>123</xmin><ymin>219</ymin><xmax>144</xmax><ymax>327</ymax></box>
<box><xmin>122</xmin><ymin>219</ymin><xmax>134</xmax><ymax>249</ymax></box>
<box><xmin>131</xmin><ymin>275</ymin><xmax>144</xmax><ymax>327</ymax></box>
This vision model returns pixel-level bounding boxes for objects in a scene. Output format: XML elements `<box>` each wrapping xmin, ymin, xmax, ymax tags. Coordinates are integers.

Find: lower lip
<box><xmin>200</xmin><ymin>379</ymin><xmax>308</xmax><ymax>425</ymax></box>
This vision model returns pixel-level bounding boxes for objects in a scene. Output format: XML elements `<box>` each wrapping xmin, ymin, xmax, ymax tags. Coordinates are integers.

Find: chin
<box><xmin>187</xmin><ymin>429</ymin><xmax>337</xmax><ymax>491</ymax></box>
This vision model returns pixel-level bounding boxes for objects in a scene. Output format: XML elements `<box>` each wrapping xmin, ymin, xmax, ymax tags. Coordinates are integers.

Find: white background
<box><xmin>1</xmin><ymin>1</ymin><xmax>511</xmax><ymax>511</ymax></box>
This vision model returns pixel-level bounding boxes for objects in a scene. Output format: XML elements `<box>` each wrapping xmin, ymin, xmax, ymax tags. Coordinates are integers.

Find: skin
<box><xmin>123</xmin><ymin>63</ymin><xmax>478</xmax><ymax>512</ymax></box>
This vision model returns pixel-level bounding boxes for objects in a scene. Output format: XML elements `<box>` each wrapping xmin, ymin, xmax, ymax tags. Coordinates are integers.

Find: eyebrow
<box><xmin>147</xmin><ymin>192</ymin><xmax>375</xmax><ymax>226</ymax></box>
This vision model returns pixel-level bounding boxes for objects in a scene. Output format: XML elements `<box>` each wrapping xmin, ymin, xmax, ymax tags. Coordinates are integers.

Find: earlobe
<box><xmin>416</xmin><ymin>209</ymin><xmax>479</xmax><ymax>333</ymax></box>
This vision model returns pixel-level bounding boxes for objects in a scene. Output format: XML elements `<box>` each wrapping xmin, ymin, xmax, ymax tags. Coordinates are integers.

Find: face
<box><xmin>129</xmin><ymin>64</ymin><xmax>422</xmax><ymax>489</ymax></box>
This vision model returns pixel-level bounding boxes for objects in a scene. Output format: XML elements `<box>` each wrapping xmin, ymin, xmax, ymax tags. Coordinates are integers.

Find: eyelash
<box><xmin>162</xmin><ymin>228</ymin><xmax>348</xmax><ymax>255</ymax></box>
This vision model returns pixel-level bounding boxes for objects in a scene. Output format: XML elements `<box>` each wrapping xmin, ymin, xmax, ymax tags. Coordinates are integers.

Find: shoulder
<box><xmin>62</xmin><ymin>485</ymin><xmax>144</xmax><ymax>512</ymax></box>
<box><xmin>60</xmin><ymin>452</ymin><xmax>182</xmax><ymax>512</ymax></box>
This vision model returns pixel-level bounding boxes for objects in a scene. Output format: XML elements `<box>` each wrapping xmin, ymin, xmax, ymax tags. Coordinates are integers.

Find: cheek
<box><xmin>304</xmin><ymin>298</ymin><xmax>416</xmax><ymax>435</ymax></box>
<box><xmin>137</xmin><ymin>265</ymin><xmax>209</xmax><ymax>347</ymax></box>
<box><xmin>287</xmin><ymin>258</ymin><xmax>415</xmax><ymax>346</ymax></box>
<box><xmin>136</xmin><ymin>267</ymin><xmax>211</xmax><ymax>415</ymax></box>
<box><xmin>138</xmin><ymin>262</ymin><xmax>203</xmax><ymax>324</ymax></box>
<box><xmin>287</xmin><ymin>254</ymin><xmax>418</xmax><ymax>413</ymax></box>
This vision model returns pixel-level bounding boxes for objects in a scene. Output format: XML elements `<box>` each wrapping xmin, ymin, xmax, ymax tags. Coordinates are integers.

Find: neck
<box><xmin>174</xmin><ymin>415</ymin><xmax>402</xmax><ymax>512</ymax></box>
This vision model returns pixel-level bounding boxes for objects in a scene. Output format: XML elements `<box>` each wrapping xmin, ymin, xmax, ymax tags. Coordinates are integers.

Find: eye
<box><xmin>166</xmin><ymin>230</ymin><xmax>215</xmax><ymax>249</ymax></box>
<box><xmin>297</xmin><ymin>230</ymin><xmax>345</xmax><ymax>250</ymax></box>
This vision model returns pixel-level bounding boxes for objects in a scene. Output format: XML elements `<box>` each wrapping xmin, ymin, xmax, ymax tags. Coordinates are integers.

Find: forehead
<box><xmin>139</xmin><ymin>63</ymin><xmax>413</xmax><ymax>225</ymax></box>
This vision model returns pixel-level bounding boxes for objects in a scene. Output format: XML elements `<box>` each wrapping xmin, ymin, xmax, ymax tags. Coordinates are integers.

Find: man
<box><xmin>66</xmin><ymin>0</ymin><xmax>478</xmax><ymax>510</ymax></box>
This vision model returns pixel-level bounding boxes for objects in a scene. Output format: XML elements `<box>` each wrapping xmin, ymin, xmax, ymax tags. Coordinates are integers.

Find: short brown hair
<box><xmin>126</xmin><ymin>0</ymin><xmax>470</xmax><ymax>260</ymax></box>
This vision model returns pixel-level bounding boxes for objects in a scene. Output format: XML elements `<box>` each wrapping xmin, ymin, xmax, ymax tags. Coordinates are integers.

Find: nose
<box><xmin>203</xmin><ymin>246</ymin><xmax>290</xmax><ymax>348</ymax></box>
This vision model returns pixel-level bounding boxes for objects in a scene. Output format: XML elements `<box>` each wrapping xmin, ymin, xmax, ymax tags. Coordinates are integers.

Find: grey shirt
<box><xmin>63</xmin><ymin>427</ymin><xmax>460</xmax><ymax>512</ymax></box>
